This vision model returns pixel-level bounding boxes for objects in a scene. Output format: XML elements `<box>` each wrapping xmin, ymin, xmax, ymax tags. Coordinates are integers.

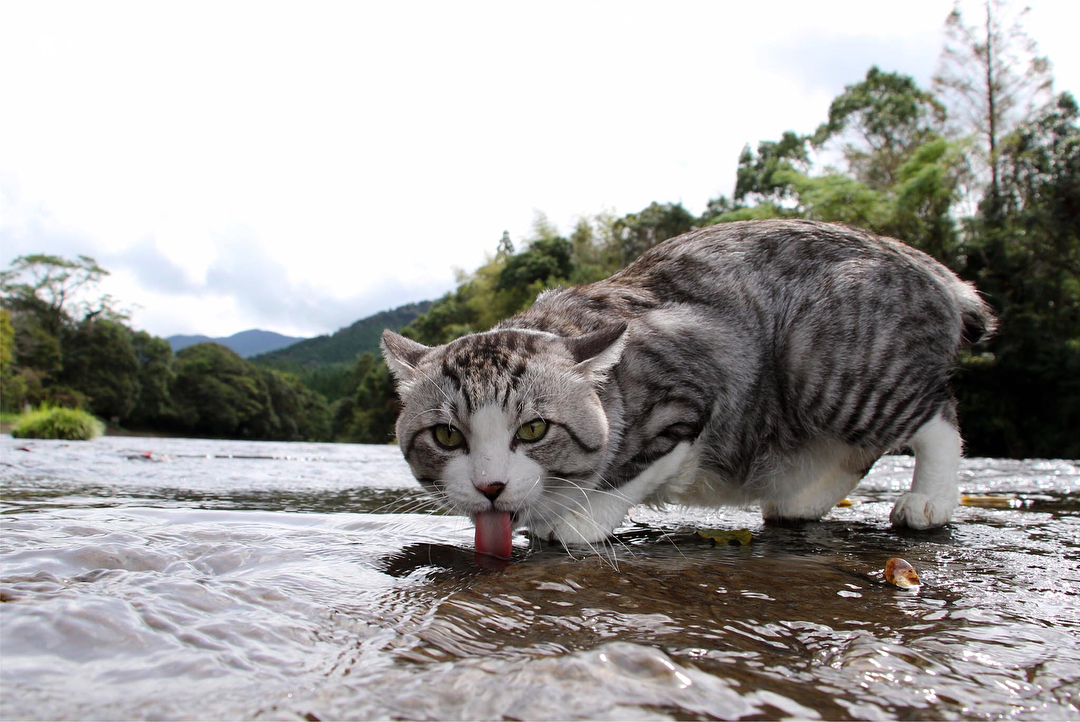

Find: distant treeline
<box><xmin>0</xmin><ymin>251</ymin><xmax>422</xmax><ymax>441</ymax></box>
<box><xmin>2</xmin><ymin>6</ymin><xmax>1077</xmax><ymax>457</ymax></box>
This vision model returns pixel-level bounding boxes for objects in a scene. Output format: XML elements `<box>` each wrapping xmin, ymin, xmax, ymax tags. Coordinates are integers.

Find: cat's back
<box><xmin>612</xmin><ymin>219</ymin><xmax>947</xmax><ymax>304</ymax></box>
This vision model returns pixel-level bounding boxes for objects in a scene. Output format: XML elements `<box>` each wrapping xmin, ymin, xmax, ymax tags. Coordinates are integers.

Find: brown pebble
<box><xmin>885</xmin><ymin>558</ymin><xmax>921</xmax><ymax>588</ymax></box>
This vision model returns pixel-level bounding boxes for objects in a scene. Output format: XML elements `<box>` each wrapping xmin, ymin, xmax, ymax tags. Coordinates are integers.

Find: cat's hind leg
<box><xmin>759</xmin><ymin>443</ymin><xmax>877</xmax><ymax>523</ymax></box>
<box><xmin>890</xmin><ymin>412</ymin><xmax>961</xmax><ymax>529</ymax></box>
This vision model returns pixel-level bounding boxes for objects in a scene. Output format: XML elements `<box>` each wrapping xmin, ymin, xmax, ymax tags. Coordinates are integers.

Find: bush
<box><xmin>11</xmin><ymin>405</ymin><xmax>105</xmax><ymax>440</ymax></box>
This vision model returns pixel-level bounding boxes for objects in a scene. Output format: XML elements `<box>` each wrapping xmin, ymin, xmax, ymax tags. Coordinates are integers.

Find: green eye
<box><xmin>516</xmin><ymin>419</ymin><xmax>548</xmax><ymax>442</ymax></box>
<box><xmin>433</xmin><ymin>425</ymin><xmax>465</xmax><ymax>449</ymax></box>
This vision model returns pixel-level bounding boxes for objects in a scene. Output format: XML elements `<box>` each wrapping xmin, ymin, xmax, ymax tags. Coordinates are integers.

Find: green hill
<box><xmin>252</xmin><ymin>300</ymin><xmax>431</xmax><ymax>371</ymax></box>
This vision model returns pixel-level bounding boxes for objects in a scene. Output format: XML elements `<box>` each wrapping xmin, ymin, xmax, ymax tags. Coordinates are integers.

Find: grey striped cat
<box><xmin>382</xmin><ymin>220</ymin><xmax>995</xmax><ymax>558</ymax></box>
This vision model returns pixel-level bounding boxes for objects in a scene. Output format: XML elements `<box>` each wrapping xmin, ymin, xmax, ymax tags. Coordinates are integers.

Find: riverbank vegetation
<box><xmin>11</xmin><ymin>405</ymin><xmax>105</xmax><ymax>441</ymax></box>
<box><xmin>2</xmin><ymin>3</ymin><xmax>1076</xmax><ymax>456</ymax></box>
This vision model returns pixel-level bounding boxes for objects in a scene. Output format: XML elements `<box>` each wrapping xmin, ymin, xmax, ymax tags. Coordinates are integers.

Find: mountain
<box><xmin>251</xmin><ymin>300</ymin><xmax>432</xmax><ymax>370</ymax></box>
<box><xmin>166</xmin><ymin>329</ymin><xmax>306</xmax><ymax>358</ymax></box>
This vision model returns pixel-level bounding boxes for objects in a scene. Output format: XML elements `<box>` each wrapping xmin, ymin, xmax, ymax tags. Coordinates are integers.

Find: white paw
<box><xmin>890</xmin><ymin>492</ymin><xmax>956</xmax><ymax>529</ymax></box>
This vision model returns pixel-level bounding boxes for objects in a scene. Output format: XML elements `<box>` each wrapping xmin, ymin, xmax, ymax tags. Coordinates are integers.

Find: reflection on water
<box><xmin>1</xmin><ymin>435</ymin><xmax>1078</xmax><ymax>720</ymax></box>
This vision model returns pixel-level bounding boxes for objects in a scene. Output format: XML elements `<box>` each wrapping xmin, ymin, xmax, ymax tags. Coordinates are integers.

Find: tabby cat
<box><xmin>382</xmin><ymin>220</ymin><xmax>995</xmax><ymax>558</ymax></box>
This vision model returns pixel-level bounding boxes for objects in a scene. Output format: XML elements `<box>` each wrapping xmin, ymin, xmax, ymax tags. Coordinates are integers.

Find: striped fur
<box><xmin>382</xmin><ymin>220</ymin><xmax>996</xmax><ymax>545</ymax></box>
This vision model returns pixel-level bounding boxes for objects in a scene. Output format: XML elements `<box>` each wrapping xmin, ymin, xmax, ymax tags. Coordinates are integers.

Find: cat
<box><xmin>381</xmin><ymin>220</ymin><xmax>995</xmax><ymax>558</ymax></box>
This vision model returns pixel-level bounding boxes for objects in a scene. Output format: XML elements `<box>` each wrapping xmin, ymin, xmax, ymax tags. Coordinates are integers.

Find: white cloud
<box><xmin>1</xmin><ymin>0</ymin><xmax>1076</xmax><ymax>338</ymax></box>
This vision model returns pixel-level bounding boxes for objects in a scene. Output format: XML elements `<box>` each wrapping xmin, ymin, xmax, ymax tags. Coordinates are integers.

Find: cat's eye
<box><xmin>516</xmin><ymin>419</ymin><xmax>548</xmax><ymax>443</ymax></box>
<box><xmin>433</xmin><ymin>425</ymin><xmax>465</xmax><ymax>449</ymax></box>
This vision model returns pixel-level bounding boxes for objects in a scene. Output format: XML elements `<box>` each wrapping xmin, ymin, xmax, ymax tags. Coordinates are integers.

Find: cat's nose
<box><xmin>476</xmin><ymin>482</ymin><xmax>505</xmax><ymax>501</ymax></box>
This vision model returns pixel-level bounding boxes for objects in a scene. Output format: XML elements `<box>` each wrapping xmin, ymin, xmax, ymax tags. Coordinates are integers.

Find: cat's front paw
<box><xmin>890</xmin><ymin>492</ymin><xmax>956</xmax><ymax>529</ymax></box>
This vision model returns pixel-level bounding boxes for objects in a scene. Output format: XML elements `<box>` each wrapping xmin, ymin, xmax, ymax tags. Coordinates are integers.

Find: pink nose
<box><xmin>476</xmin><ymin>482</ymin><xmax>505</xmax><ymax>501</ymax></box>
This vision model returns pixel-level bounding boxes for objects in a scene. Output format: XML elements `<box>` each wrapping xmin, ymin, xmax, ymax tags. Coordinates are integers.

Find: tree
<box><xmin>608</xmin><ymin>202</ymin><xmax>697</xmax><ymax>267</ymax></box>
<box><xmin>933</xmin><ymin>0</ymin><xmax>1054</xmax><ymax>217</ymax></box>
<box><xmin>171</xmin><ymin>343</ymin><xmax>274</xmax><ymax>438</ymax></box>
<box><xmin>60</xmin><ymin>319</ymin><xmax>140</xmax><ymax>421</ymax></box>
<box><xmin>887</xmin><ymin>137</ymin><xmax>969</xmax><ymax>266</ymax></box>
<box><xmin>0</xmin><ymin>254</ymin><xmax>120</xmax><ymax>335</ymax></box>
<box><xmin>497</xmin><ymin>237</ymin><xmax>574</xmax><ymax>295</ymax></box>
<box><xmin>128</xmin><ymin>331</ymin><xmax>176</xmax><ymax>427</ymax></box>
<box><xmin>954</xmin><ymin>92</ymin><xmax>1080</xmax><ymax>458</ymax></box>
<box><xmin>733</xmin><ymin>132</ymin><xmax>810</xmax><ymax>206</ymax></box>
<box><xmin>262</xmin><ymin>368</ymin><xmax>331</xmax><ymax>441</ymax></box>
<box><xmin>813</xmin><ymin>66</ymin><xmax>947</xmax><ymax>190</ymax></box>
<box><xmin>0</xmin><ymin>309</ymin><xmax>27</xmax><ymax>412</ymax></box>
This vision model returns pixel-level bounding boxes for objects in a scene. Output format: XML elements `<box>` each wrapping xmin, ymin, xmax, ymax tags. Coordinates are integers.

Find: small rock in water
<box><xmin>960</xmin><ymin>494</ymin><xmax>1019</xmax><ymax>508</ymax></box>
<box><xmin>884</xmin><ymin>557</ymin><xmax>921</xmax><ymax>588</ymax></box>
<box><xmin>697</xmin><ymin>529</ymin><xmax>752</xmax><ymax>547</ymax></box>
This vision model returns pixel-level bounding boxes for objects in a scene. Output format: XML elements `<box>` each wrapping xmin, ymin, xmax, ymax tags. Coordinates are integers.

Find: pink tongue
<box><xmin>474</xmin><ymin>510</ymin><xmax>513</xmax><ymax>559</ymax></box>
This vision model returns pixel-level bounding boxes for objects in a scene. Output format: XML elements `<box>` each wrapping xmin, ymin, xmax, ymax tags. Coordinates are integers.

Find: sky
<box><xmin>2</xmin><ymin>0</ymin><xmax>1077</xmax><ymax>340</ymax></box>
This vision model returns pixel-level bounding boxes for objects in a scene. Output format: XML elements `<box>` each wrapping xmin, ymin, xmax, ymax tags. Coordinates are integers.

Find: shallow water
<box><xmin>1</xmin><ymin>435</ymin><xmax>1078</xmax><ymax>720</ymax></box>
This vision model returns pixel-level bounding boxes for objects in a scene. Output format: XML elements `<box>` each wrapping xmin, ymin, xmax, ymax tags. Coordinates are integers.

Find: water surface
<box><xmin>2</xmin><ymin>435</ymin><xmax>1078</xmax><ymax>720</ymax></box>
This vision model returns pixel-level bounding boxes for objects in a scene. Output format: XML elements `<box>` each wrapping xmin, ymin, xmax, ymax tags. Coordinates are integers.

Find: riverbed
<box><xmin>1</xmin><ymin>435</ymin><xmax>1078</xmax><ymax>720</ymax></box>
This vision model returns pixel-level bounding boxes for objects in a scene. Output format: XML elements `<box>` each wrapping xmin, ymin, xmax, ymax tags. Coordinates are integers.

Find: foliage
<box><xmin>169</xmin><ymin>343</ymin><xmax>331</xmax><ymax>441</ymax></box>
<box><xmin>11</xmin><ymin>405</ymin><xmax>105</xmax><ymax>440</ymax></box>
<box><xmin>607</xmin><ymin>202</ymin><xmax>698</xmax><ymax>268</ymax></box>
<box><xmin>734</xmin><ymin>132</ymin><xmax>810</xmax><ymax>205</ymax></box>
<box><xmin>954</xmin><ymin>93</ymin><xmax>1080</xmax><ymax>458</ymax></box>
<box><xmin>0</xmin><ymin>309</ymin><xmax>25</xmax><ymax>412</ymax></box>
<box><xmin>60</xmin><ymin>319</ymin><xmax>140</xmax><ymax>421</ymax></box>
<box><xmin>128</xmin><ymin>331</ymin><xmax>176</xmax><ymax>426</ymax></box>
<box><xmin>813</xmin><ymin>66</ymin><xmax>947</xmax><ymax>190</ymax></box>
<box><xmin>0</xmin><ymin>255</ymin><xmax>331</xmax><ymax>442</ymax></box>
<box><xmin>0</xmin><ymin>254</ymin><xmax>122</xmax><ymax>335</ymax></box>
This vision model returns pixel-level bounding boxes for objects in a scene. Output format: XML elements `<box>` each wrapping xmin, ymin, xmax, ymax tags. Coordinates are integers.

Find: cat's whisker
<box><xmin>534</xmin><ymin>495</ymin><xmax>611</xmax><ymax>562</ymax></box>
<box><xmin>546</xmin><ymin>476</ymin><xmax>634</xmax><ymax>505</ymax></box>
<box><xmin>541</xmin><ymin>491</ymin><xmax>629</xmax><ymax>569</ymax></box>
<box><xmin>546</xmin><ymin>478</ymin><xmax>643</xmax><ymax>561</ymax></box>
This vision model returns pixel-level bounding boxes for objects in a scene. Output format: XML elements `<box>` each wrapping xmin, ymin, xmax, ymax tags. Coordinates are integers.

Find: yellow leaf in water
<box><xmin>697</xmin><ymin>529</ymin><xmax>752</xmax><ymax>547</ymax></box>
<box><xmin>836</xmin><ymin>498</ymin><xmax>860</xmax><ymax>507</ymax></box>
<box><xmin>960</xmin><ymin>494</ymin><xmax>1019</xmax><ymax>508</ymax></box>
<box><xmin>885</xmin><ymin>557</ymin><xmax>921</xmax><ymax>588</ymax></box>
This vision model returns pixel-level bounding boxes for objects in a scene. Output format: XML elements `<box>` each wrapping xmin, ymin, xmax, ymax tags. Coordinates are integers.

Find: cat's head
<box><xmin>380</xmin><ymin>324</ymin><xmax>627</xmax><ymax>546</ymax></box>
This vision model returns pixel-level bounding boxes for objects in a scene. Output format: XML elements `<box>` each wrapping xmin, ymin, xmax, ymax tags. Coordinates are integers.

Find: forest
<box><xmin>2</xmin><ymin>3</ymin><xmax>1077</xmax><ymax>457</ymax></box>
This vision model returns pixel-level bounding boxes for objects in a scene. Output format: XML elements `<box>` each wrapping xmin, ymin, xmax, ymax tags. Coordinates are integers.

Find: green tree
<box><xmin>128</xmin><ymin>331</ymin><xmax>176</xmax><ymax>427</ymax></box>
<box><xmin>0</xmin><ymin>309</ymin><xmax>26</xmax><ymax>412</ymax></box>
<box><xmin>608</xmin><ymin>202</ymin><xmax>697</xmax><ymax>267</ymax></box>
<box><xmin>955</xmin><ymin>92</ymin><xmax>1080</xmax><ymax>458</ymax></box>
<box><xmin>733</xmin><ymin>131</ymin><xmax>810</xmax><ymax>206</ymax></box>
<box><xmin>0</xmin><ymin>254</ymin><xmax>118</xmax><ymax>335</ymax></box>
<box><xmin>171</xmin><ymin>343</ymin><xmax>274</xmax><ymax>438</ymax></box>
<box><xmin>887</xmin><ymin>137</ymin><xmax>969</xmax><ymax>266</ymax></box>
<box><xmin>262</xmin><ymin>368</ymin><xmax>331</xmax><ymax>441</ymax></box>
<box><xmin>813</xmin><ymin>66</ymin><xmax>947</xmax><ymax>190</ymax></box>
<box><xmin>498</xmin><ymin>236</ymin><xmax>573</xmax><ymax>303</ymax></box>
<box><xmin>60</xmin><ymin>319</ymin><xmax>140</xmax><ymax>421</ymax></box>
<box><xmin>339</xmin><ymin>352</ymin><xmax>399</xmax><ymax>443</ymax></box>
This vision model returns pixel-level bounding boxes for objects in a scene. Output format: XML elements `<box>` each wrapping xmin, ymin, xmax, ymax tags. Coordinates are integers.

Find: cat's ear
<box><xmin>565</xmin><ymin>322</ymin><xmax>627</xmax><ymax>383</ymax></box>
<box><xmin>381</xmin><ymin>329</ymin><xmax>431</xmax><ymax>383</ymax></box>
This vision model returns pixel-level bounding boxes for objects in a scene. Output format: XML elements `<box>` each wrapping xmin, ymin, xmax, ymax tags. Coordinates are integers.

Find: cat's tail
<box><xmin>952</xmin><ymin>280</ymin><xmax>997</xmax><ymax>347</ymax></box>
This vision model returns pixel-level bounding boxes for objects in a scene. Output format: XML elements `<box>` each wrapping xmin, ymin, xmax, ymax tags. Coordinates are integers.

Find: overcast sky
<box><xmin>2</xmin><ymin>1</ymin><xmax>1077</xmax><ymax>339</ymax></box>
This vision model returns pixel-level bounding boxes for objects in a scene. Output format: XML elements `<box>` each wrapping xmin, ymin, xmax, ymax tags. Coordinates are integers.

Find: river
<box><xmin>1</xmin><ymin>435</ymin><xmax>1078</xmax><ymax>720</ymax></box>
